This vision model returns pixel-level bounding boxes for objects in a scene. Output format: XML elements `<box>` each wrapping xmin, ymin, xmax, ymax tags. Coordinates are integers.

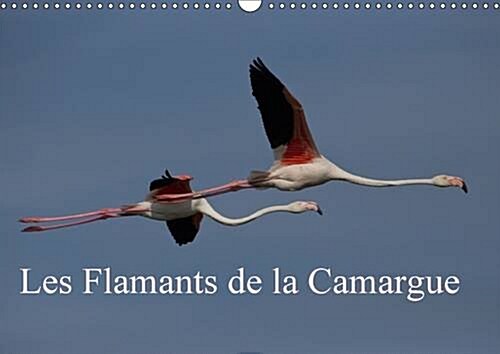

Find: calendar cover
<box><xmin>1</xmin><ymin>1</ymin><xmax>499</xmax><ymax>353</ymax></box>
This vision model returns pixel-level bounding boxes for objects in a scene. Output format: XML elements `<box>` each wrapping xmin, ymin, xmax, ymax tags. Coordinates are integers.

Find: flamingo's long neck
<box><xmin>196</xmin><ymin>199</ymin><xmax>294</xmax><ymax>226</ymax></box>
<box><xmin>330</xmin><ymin>164</ymin><xmax>434</xmax><ymax>188</ymax></box>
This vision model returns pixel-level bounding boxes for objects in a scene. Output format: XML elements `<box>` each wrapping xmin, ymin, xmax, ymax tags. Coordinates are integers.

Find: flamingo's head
<box><xmin>432</xmin><ymin>175</ymin><xmax>468</xmax><ymax>193</ymax></box>
<box><xmin>288</xmin><ymin>201</ymin><xmax>323</xmax><ymax>215</ymax></box>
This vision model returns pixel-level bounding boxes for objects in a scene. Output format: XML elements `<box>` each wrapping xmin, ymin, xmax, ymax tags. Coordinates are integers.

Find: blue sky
<box><xmin>1</xmin><ymin>7</ymin><xmax>499</xmax><ymax>354</ymax></box>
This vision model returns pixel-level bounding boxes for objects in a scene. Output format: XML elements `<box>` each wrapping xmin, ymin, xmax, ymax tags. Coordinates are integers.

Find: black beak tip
<box><xmin>461</xmin><ymin>183</ymin><xmax>468</xmax><ymax>194</ymax></box>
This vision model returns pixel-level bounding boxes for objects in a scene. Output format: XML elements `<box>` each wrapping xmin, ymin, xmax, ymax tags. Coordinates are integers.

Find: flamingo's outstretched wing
<box><xmin>166</xmin><ymin>213</ymin><xmax>203</xmax><ymax>246</ymax></box>
<box><xmin>149</xmin><ymin>170</ymin><xmax>204</xmax><ymax>245</ymax></box>
<box><xmin>147</xmin><ymin>170</ymin><xmax>193</xmax><ymax>199</ymax></box>
<box><xmin>250</xmin><ymin>57</ymin><xmax>321</xmax><ymax>165</ymax></box>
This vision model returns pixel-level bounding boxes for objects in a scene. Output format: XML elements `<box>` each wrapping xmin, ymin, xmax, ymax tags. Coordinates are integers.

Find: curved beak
<box><xmin>461</xmin><ymin>182</ymin><xmax>468</xmax><ymax>194</ymax></box>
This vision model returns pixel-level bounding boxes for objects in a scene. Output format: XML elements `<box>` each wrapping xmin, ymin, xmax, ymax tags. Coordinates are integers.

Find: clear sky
<box><xmin>1</xmin><ymin>6</ymin><xmax>499</xmax><ymax>354</ymax></box>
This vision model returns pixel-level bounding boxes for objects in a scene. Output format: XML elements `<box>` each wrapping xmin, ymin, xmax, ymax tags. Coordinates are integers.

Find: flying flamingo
<box><xmin>156</xmin><ymin>57</ymin><xmax>467</xmax><ymax>203</ymax></box>
<box><xmin>19</xmin><ymin>170</ymin><xmax>322</xmax><ymax>246</ymax></box>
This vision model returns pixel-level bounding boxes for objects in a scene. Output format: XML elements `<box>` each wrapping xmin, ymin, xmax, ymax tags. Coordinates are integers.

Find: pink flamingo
<box><xmin>156</xmin><ymin>57</ymin><xmax>467</xmax><ymax>203</ymax></box>
<box><xmin>19</xmin><ymin>170</ymin><xmax>322</xmax><ymax>246</ymax></box>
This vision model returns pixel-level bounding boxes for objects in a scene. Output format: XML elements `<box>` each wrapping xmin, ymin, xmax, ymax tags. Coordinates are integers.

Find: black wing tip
<box><xmin>249</xmin><ymin>57</ymin><xmax>267</xmax><ymax>72</ymax></box>
<box><xmin>149</xmin><ymin>168</ymin><xmax>175</xmax><ymax>191</ymax></box>
<box><xmin>249</xmin><ymin>57</ymin><xmax>284</xmax><ymax>89</ymax></box>
<box><xmin>167</xmin><ymin>217</ymin><xmax>199</xmax><ymax>246</ymax></box>
<box><xmin>253</xmin><ymin>56</ymin><xmax>264</xmax><ymax>65</ymax></box>
<box><xmin>163</xmin><ymin>169</ymin><xmax>173</xmax><ymax>179</ymax></box>
<box><xmin>175</xmin><ymin>239</ymin><xmax>194</xmax><ymax>246</ymax></box>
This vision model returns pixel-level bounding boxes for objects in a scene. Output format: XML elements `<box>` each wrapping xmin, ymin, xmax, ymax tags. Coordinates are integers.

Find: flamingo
<box><xmin>19</xmin><ymin>170</ymin><xmax>322</xmax><ymax>246</ymax></box>
<box><xmin>156</xmin><ymin>57</ymin><xmax>467</xmax><ymax>203</ymax></box>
